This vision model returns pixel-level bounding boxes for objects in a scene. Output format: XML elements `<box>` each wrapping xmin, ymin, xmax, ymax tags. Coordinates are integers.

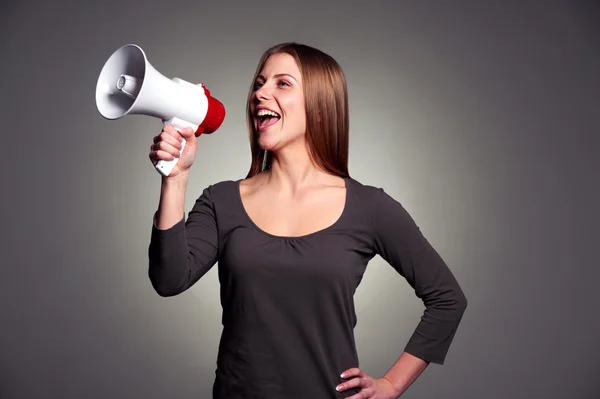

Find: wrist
<box><xmin>379</xmin><ymin>377</ymin><xmax>402</xmax><ymax>399</ymax></box>
<box><xmin>161</xmin><ymin>170</ymin><xmax>190</xmax><ymax>188</ymax></box>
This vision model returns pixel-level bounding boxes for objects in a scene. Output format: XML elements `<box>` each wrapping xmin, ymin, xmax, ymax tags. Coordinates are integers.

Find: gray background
<box><xmin>1</xmin><ymin>1</ymin><xmax>599</xmax><ymax>398</ymax></box>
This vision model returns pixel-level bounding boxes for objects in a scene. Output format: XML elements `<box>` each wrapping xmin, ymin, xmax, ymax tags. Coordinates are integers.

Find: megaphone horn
<box><xmin>95</xmin><ymin>44</ymin><xmax>226</xmax><ymax>176</ymax></box>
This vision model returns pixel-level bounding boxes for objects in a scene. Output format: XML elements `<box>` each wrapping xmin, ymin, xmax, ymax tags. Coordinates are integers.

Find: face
<box><xmin>250</xmin><ymin>52</ymin><xmax>306</xmax><ymax>152</ymax></box>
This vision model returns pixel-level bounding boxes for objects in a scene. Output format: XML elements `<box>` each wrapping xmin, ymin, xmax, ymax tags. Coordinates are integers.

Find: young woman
<box><xmin>148</xmin><ymin>42</ymin><xmax>467</xmax><ymax>399</ymax></box>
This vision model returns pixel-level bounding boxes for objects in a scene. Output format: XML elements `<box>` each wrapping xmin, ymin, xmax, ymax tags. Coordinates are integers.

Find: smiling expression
<box><xmin>250</xmin><ymin>52</ymin><xmax>307</xmax><ymax>151</ymax></box>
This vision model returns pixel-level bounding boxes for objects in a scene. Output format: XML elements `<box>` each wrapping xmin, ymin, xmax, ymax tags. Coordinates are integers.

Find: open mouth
<box><xmin>256</xmin><ymin>109</ymin><xmax>281</xmax><ymax>130</ymax></box>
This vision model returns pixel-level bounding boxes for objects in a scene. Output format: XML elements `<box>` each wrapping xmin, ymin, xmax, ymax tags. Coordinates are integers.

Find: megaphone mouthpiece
<box><xmin>198</xmin><ymin>89</ymin><xmax>226</xmax><ymax>134</ymax></box>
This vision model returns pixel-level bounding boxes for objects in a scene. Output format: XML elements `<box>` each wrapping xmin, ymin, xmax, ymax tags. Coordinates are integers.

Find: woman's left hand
<box><xmin>336</xmin><ymin>368</ymin><xmax>399</xmax><ymax>398</ymax></box>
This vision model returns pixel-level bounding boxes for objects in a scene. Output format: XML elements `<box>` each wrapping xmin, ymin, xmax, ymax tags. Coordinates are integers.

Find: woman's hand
<box><xmin>336</xmin><ymin>368</ymin><xmax>399</xmax><ymax>399</ymax></box>
<box><xmin>149</xmin><ymin>124</ymin><xmax>197</xmax><ymax>177</ymax></box>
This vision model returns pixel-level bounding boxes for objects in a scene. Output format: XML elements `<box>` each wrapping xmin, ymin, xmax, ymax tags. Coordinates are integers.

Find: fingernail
<box><xmin>340</xmin><ymin>373</ymin><xmax>345</xmax><ymax>378</ymax></box>
<box><xmin>336</xmin><ymin>385</ymin><xmax>341</xmax><ymax>391</ymax></box>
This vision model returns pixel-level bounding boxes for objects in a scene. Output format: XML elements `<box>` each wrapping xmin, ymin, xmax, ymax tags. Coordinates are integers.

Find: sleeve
<box><xmin>147</xmin><ymin>186</ymin><xmax>219</xmax><ymax>297</ymax></box>
<box><xmin>371</xmin><ymin>188</ymin><xmax>467</xmax><ymax>365</ymax></box>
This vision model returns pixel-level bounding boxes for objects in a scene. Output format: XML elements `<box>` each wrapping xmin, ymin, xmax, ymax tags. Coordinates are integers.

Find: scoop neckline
<box><xmin>235</xmin><ymin>176</ymin><xmax>350</xmax><ymax>240</ymax></box>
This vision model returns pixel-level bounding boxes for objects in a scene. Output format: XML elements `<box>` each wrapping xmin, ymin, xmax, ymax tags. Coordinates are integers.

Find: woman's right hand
<box><xmin>149</xmin><ymin>124</ymin><xmax>197</xmax><ymax>177</ymax></box>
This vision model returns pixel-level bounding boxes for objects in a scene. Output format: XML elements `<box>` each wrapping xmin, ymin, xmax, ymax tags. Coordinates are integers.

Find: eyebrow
<box><xmin>256</xmin><ymin>73</ymin><xmax>298</xmax><ymax>81</ymax></box>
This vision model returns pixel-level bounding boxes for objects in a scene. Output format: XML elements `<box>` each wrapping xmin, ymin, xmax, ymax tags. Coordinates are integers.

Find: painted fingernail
<box><xmin>336</xmin><ymin>385</ymin><xmax>342</xmax><ymax>391</ymax></box>
<box><xmin>340</xmin><ymin>373</ymin><xmax>345</xmax><ymax>378</ymax></box>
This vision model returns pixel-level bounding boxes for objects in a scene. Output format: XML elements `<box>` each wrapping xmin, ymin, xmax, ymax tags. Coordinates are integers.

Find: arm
<box><xmin>155</xmin><ymin>170</ymin><xmax>190</xmax><ymax>230</ymax></box>
<box><xmin>372</xmin><ymin>188</ymin><xmax>467</xmax><ymax>392</ymax></box>
<box><xmin>148</xmin><ymin>173</ymin><xmax>219</xmax><ymax>297</ymax></box>
<box><xmin>381</xmin><ymin>352</ymin><xmax>429</xmax><ymax>397</ymax></box>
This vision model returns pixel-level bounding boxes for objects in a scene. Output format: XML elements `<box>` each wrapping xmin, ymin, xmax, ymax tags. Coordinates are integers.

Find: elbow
<box><xmin>152</xmin><ymin>284</ymin><xmax>183</xmax><ymax>298</ymax></box>
<box><xmin>455</xmin><ymin>287</ymin><xmax>468</xmax><ymax>312</ymax></box>
<box><xmin>148</xmin><ymin>266</ymin><xmax>188</xmax><ymax>297</ymax></box>
<box><xmin>425</xmin><ymin>285</ymin><xmax>468</xmax><ymax>320</ymax></box>
<box><xmin>147</xmin><ymin>246</ymin><xmax>194</xmax><ymax>297</ymax></box>
<box><xmin>449</xmin><ymin>288</ymin><xmax>468</xmax><ymax>325</ymax></box>
<box><xmin>448</xmin><ymin>285</ymin><xmax>468</xmax><ymax>317</ymax></box>
<box><xmin>456</xmin><ymin>292</ymin><xmax>468</xmax><ymax>320</ymax></box>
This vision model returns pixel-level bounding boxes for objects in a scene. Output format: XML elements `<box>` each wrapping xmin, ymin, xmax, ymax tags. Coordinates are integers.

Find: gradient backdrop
<box><xmin>1</xmin><ymin>1</ymin><xmax>599</xmax><ymax>398</ymax></box>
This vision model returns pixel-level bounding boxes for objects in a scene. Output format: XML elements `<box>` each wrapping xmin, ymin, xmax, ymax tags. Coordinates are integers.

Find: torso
<box><xmin>214</xmin><ymin>175</ymin><xmax>368</xmax><ymax>398</ymax></box>
<box><xmin>149</xmin><ymin>176</ymin><xmax>458</xmax><ymax>398</ymax></box>
<box><xmin>239</xmin><ymin>171</ymin><xmax>347</xmax><ymax>237</ymax></box>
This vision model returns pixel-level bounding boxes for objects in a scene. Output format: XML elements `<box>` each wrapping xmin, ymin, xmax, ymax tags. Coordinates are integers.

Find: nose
<box><xmin>255</xmin><ymin>83</ymin><xmax>272</xmax><ymax>101</ymax></box>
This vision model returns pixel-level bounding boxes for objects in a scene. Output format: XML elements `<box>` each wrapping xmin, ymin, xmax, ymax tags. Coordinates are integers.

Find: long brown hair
<box><xmin>245</xmin><ymin>43</ymin><xmax>350</xmax><ymax>178</ymax></box>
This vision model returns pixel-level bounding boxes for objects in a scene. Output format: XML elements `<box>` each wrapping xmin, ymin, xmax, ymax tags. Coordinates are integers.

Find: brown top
<box><xmin>148</xmin><ymin>176</ymin><xmax>467</xmax><ymax>398</ymax></box>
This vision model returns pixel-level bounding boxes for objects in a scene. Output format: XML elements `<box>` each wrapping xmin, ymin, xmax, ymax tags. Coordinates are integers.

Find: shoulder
<box><xmin>345</xmin><ymin>177</ymin><xmax>387</xmax><ymax>203</ymax></box>
<box><xmin>193</xmin><ymin>178</ymin><xmax>241</xmax><ymax>204</ymax></box>
<box><xmin>238</xmin><ymin>172</ymin><xmax>268</xmax><ymax>197</ymax></box>
<box><xmin>205</xmin><ymin>179</ymin><xmax>240</xmax><ymax>193</ymax></box>
<box><xmin>347</xmin><ymin>178</ymin><xmax>422</xmax><ymax>244</ymax></box>
<box><xmin>195</xmin><ymin>171</ymin><xmax>275</xmax><ymax>203</ymax></box>
<box><xmin>346</xmin><ymin>177</ymin><xmax>409</xmax><ymax>218</ymax></box>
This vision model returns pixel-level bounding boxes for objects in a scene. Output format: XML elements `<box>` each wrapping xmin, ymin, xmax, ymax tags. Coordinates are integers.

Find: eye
<box><xmin>253</xmin><ymin>81</ymin><xmax>264</xmax><ymax>91</ymax></box>
<box><xmin>277</xmin><ymin>80</ymin><xmax>291</xmax><ymax>87</ymax></box>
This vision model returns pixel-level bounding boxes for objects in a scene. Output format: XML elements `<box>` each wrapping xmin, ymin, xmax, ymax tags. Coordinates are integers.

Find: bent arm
<box><xmin>148</xmin><ymin>174</ymin><xmax>219</xmax><ymax>296</ymax></box>
<box><xmin>372</xmin><ymin>188</ymin><xmax>468</xmax><ymax>366</ymax></box>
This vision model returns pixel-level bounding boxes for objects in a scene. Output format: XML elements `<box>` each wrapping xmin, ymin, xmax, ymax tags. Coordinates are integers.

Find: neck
<box><xmin>266</xmin><ymin>142</ymin><xmax>324</xmax><ymax>194</ymax></box>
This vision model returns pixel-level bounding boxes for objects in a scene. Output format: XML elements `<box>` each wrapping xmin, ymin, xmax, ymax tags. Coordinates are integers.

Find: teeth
<box><xmin>257</xmin><ymin>109</ymin><xmax>280</xmax><ymax>117</ymax></box>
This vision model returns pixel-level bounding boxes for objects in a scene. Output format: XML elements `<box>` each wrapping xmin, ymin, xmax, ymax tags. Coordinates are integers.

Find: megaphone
<box><xmin>95</xmin><ymin>44</ymin><xmax>226</xmax><ymax>176</ymax></box>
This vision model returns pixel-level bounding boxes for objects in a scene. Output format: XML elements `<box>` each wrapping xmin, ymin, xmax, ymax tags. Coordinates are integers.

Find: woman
<box><xmin>148</xmin><ymin>42</ymin><xmax>467</xmax><ymax>399</ymax></box>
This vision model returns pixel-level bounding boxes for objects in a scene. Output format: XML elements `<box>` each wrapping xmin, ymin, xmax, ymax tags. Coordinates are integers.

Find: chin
<box><xmin>255</xmin><ymin>124</ymin><xmax>304</xmax><ymax>152</ymax></box>
<box><xmin>257</xmin><ymin>134</ymin><xmax>281</xmax><ymax>152</ymax></box>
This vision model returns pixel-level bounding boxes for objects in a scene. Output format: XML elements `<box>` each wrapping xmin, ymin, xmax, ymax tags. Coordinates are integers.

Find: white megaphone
<box><xmin>95</xmin><ymin>44</ymin><xmax>226</xmax><ymax>176</ymax></box>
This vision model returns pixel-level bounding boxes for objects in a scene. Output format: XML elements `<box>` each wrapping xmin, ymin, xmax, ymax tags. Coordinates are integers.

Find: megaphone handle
<box><xmin>155</xmin><ymin>117</ymin><xmax>199</xmax><ymax>177</ymax></box>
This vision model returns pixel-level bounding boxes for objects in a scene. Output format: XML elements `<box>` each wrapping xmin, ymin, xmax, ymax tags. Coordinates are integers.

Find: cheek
<box><xmin>287</xmin><ymin>104</ymin><xmax>306</xmax><ymax>126</ymax></box>
<box><xmin>280</xmin><ymin>95</ymin><xmax>305</xmax><ymax>121</ymax></box>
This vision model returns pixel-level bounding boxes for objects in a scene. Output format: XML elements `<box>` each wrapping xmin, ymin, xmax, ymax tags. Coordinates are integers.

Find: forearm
<box><xmin>155</xmin><ymin>171</ymin><xmax>190</xmax><ymax>229</ymax></box>
<box><xmin>381</xmin><ymin>296</ymin><xmax>466</xmax><ymax>397</ymax></box>
<box><xmin>382</xmin><ymin>352</ymin><xmax>429</xmax><ymax>398</ymax></box>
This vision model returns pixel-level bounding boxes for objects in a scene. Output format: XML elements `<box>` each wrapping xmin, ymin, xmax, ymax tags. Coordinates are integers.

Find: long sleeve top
<box><xmin>148</xmin><ymin>177</ymin><xmax>467</xmax><ymax>399</ymax></box>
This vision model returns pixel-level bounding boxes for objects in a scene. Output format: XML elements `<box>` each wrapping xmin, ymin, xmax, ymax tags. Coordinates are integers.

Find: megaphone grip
<box><xmin>155</xmin><ymin>117</ymin><xmax>199</xmax><ymax>177</ymax></box>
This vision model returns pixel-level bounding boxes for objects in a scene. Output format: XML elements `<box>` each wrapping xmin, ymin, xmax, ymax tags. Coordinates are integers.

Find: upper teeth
<box><xmin>257</xmin><ymin>109</ymin><xmax>280</xmax><ymax>117</ymax></box>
